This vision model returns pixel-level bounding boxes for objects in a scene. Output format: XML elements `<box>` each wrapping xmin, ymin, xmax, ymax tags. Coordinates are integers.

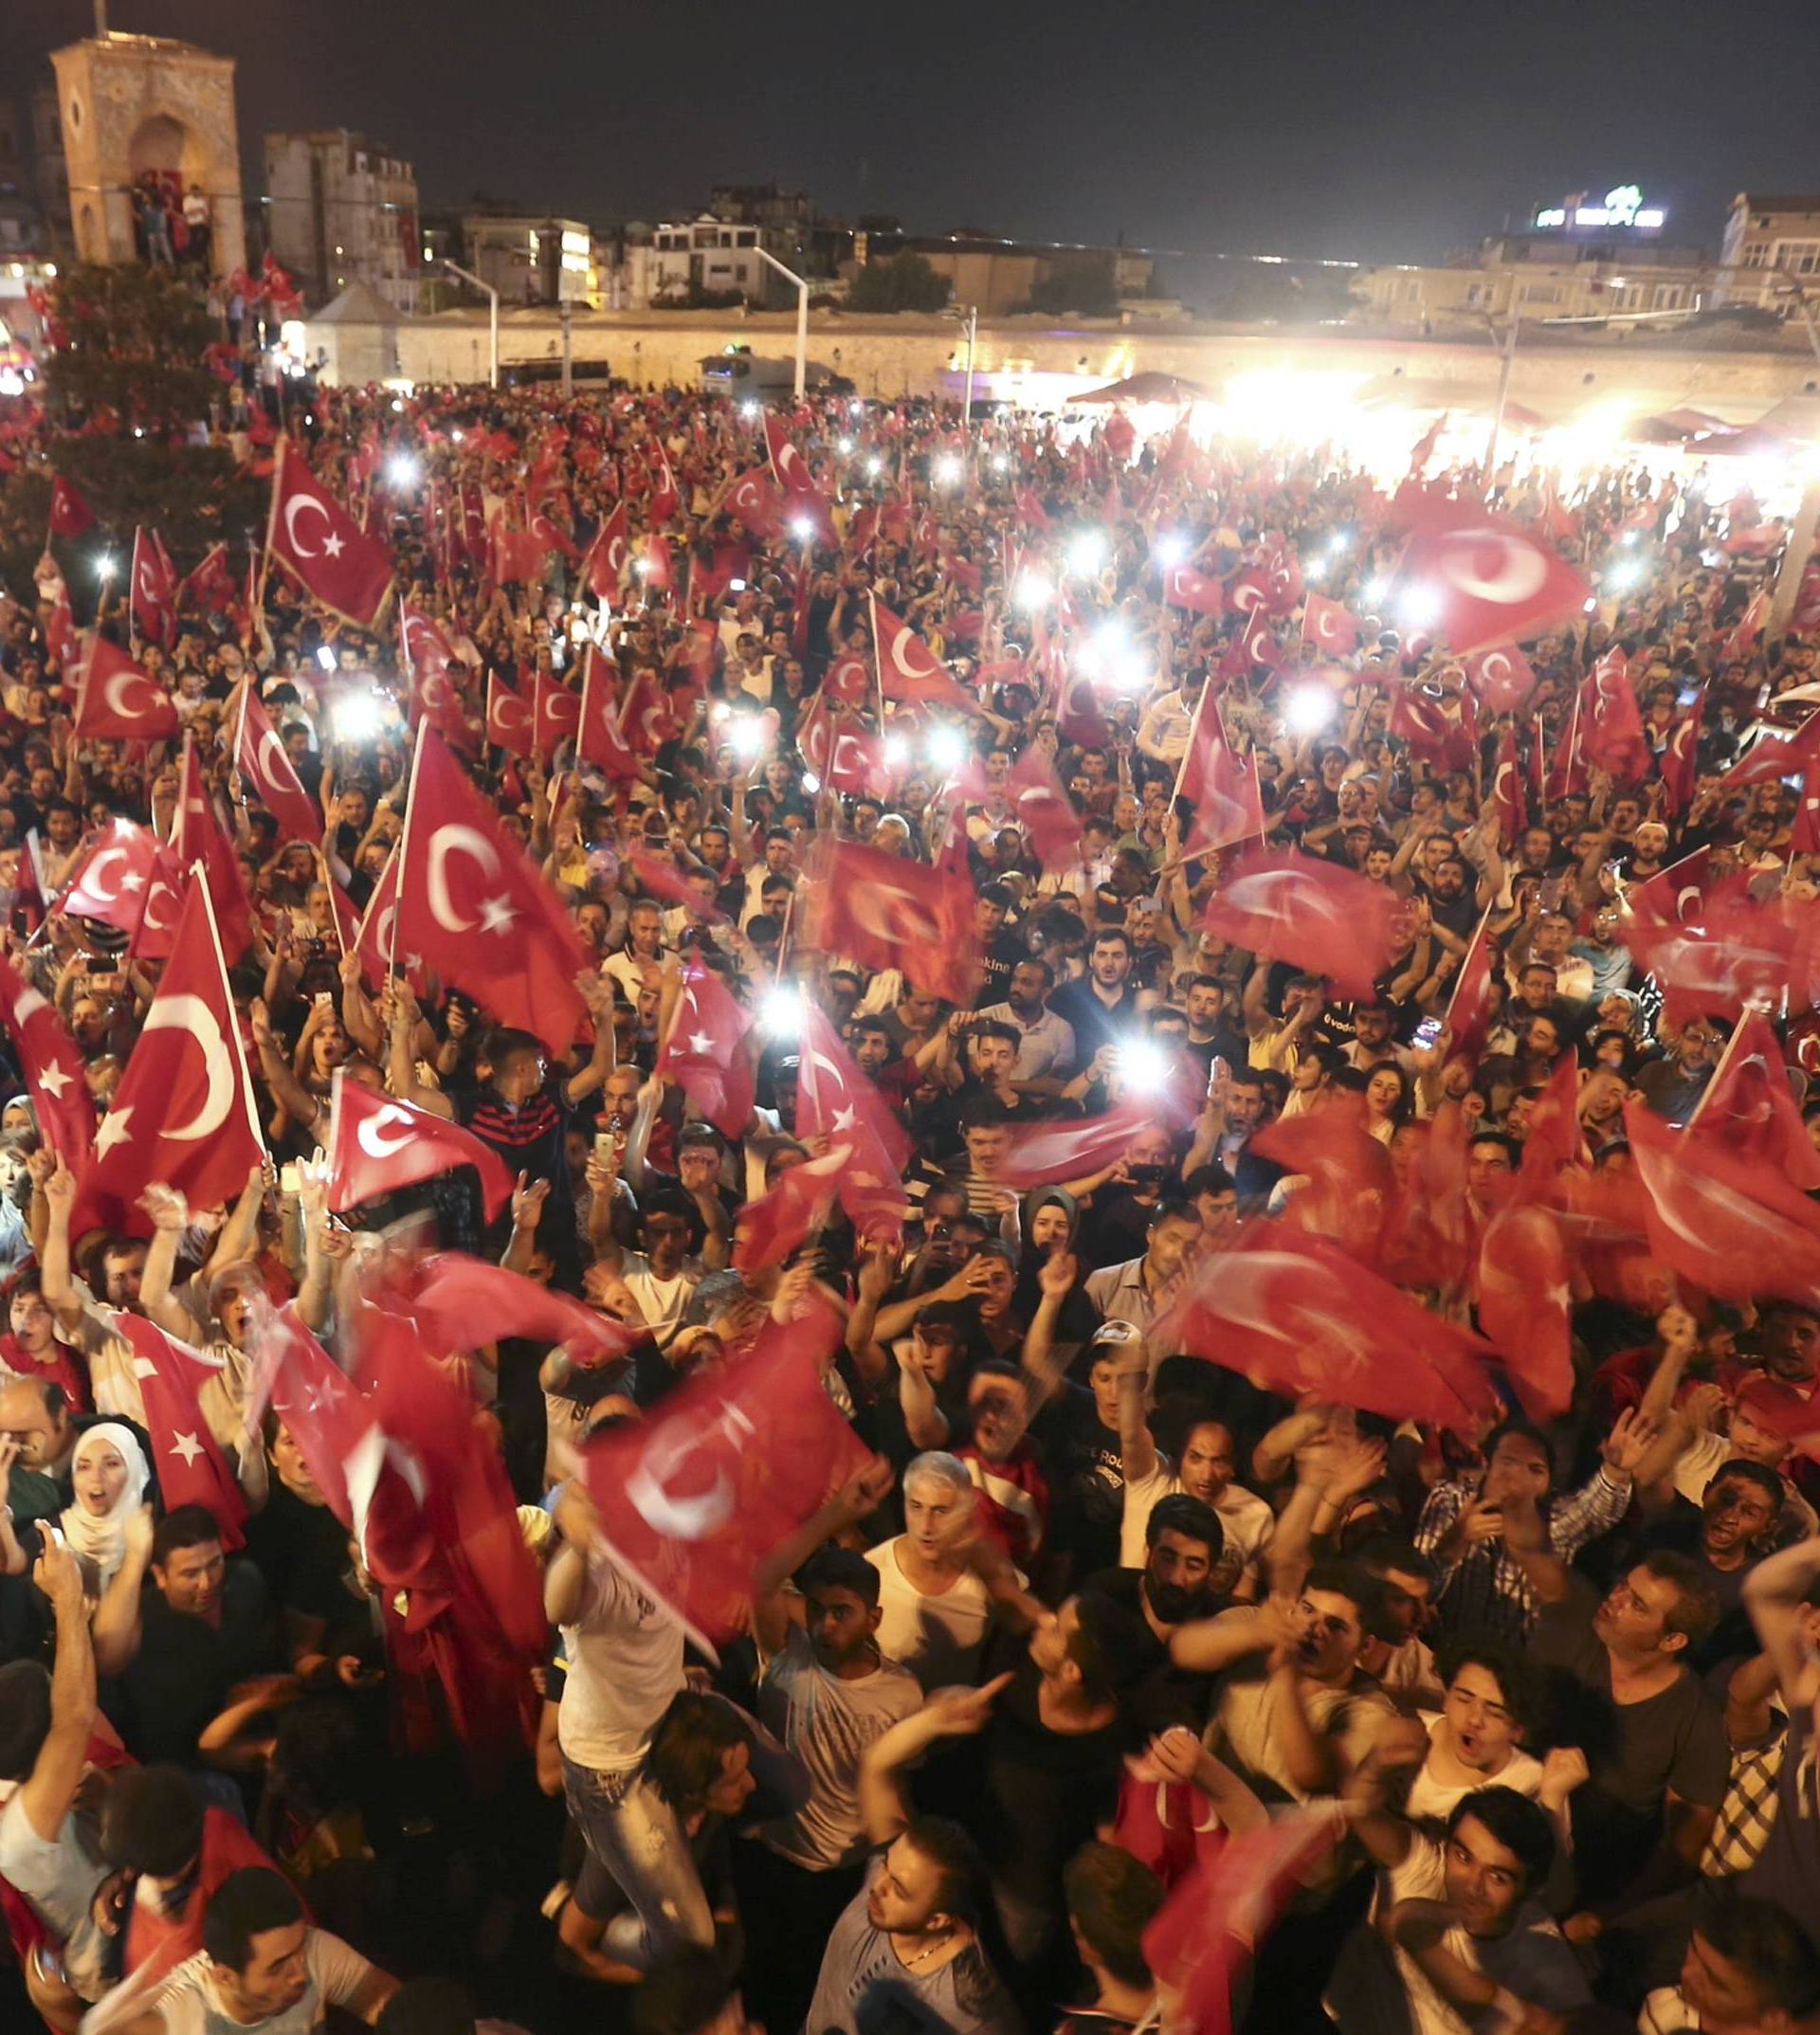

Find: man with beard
<box><xmin>1081</xmin><ymin>1494</ymin><xmax>1226</xmax><ymax>1732</ymax></box>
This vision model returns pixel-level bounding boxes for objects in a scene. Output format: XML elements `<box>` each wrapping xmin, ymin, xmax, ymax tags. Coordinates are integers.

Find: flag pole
<box><xmin>191</xmin><ymin>860</ymin><xmax>271</xmax><ymax>1166</ymax></box>
<box><xmin>1684</xmin><ymin>1005</ymin><xmax>1758</xmax><ymax>1130</ymax></box>
<box><xmin>390</xmin><ymin>719</ymin><xmax>430</xmax><ymax>980</ymax></box>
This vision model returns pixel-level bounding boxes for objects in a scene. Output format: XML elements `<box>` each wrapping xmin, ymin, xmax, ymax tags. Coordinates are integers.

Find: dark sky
<box><xmin>9</xmin><ymin>0</ymin><xmax>1820</xmax><ymax>268</ymax></box>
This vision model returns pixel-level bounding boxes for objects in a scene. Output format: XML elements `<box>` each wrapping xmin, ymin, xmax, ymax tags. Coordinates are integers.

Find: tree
<box><xmin>846</xmin><ymin>253</ymin><xmax>952</xmax><ymax>315</ymax></box>
<box><xmin>0</xmin><ymin>263</ymin><xmax>263</xmax><ymax>605</ymax></box>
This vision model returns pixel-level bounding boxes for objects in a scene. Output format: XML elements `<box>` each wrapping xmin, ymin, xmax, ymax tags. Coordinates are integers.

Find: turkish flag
<box><xmin>1465</xmin><ymin>644</ymin><xmax>1538</xmax><ymax>716</ymax></box>
<box><xmin>72</xmin><ymin>879</ymin><xmax>264</xmax><ymax>1240</ymax></box>
<box><xmin>798</xmin><ymin>698</ymin><xmax>891</xmax><ymax>797</ymax></box>
<box><xmin>1013</xmin><ymin>485</ymin><xmax>1051</xmax><ymax>529</ymax></box>
<box><xmin>534</xmin><ymin>676</ymin><xmax>582</xmax><ymax>758</ymax></box>
<box><xmin>400</xmin><ymin>603</ymin><xmax>470</xmax><ymax>743</ymax></box>
<box><xmin>55</xmin><ymin>817</ymin><xmax>159</xmax><ymax>936</ymax></box>
<box><xmin>74</xmin><ymin>636</ymin><xmax>179</xmax><ymax>741</ymax></box>
<box><xmin>1227</xmin><ymin>566</ymin><xmax>1272</xmax><ymax>618</ymax></box>
<box><xmin>1178</xmin><ymin>704</ymin><xmax>1264</xmax><ymax>856</ymax></box>
<box><xmin>235</xmin><ymin>687</ymin><xmax>320</xmax><ymax>845</ymax></box>
<box><xmin>619</xmin><ymin>668</ymin><xmax>677</xmax><ymax>756</ymax></box>
<box><xmin>733</xmin><ymin>1148</ymin><xmax>850</xmax><ymax>1274</ymax></box>
<box><xmin>1518</xmin><ymin>1050</ymin><xmax>1586</xmax><ymax>1187</ymax></box>
<box><xmin>1720</xmin><ymin>711</ymin><xmax>1820</xmax><ymax>792</ymax></box>
<box><xmin>253</xmin><ymin>1304</ymin><xmax>372</xmax><ymax>1522</ymax></box>
<box><xmin>646</xmin><ymin>440</ymin><xmax>680</xmax><ymax>526</ymax></box>
<box><xmin>172</xmin><ymin>740</ymin><xmax>254</xmax><ymax>961</ymax></box>
<box><xmin>637</xmin><ymin>535</ymin><xmax>674</xmax><ymax>594</ymax></box>
<box><xmin>578</xmin><ymin>647</ymin><xmax>642</xmax><ymax>780</ymax></box>
<box><xmin>869</xmin><ymin>597</ymin><xmax>982</xmax><ymax>717</ymax></box>
<box><xmin>657</xmin><ymin>963</ymin><xmax>755</xmax><ymax>1137</ymax></box>
<box><xmin>1477</xmin><ymin>1203</ymin><xmax>1575</xmax><ymax>1421</ymax></box>
<box><xmin>351</xmin><ymin>851</ymin><xmax>427</xmax><ymax>995</ymax></box>
<box><xmin>1625</xmin><ymin>879</ymin><xmax>1803</xmax><ymax>1027</ymax></box>
<box><xmin>797</xmin><ymin>1002</ymin><xmax>911</xmax><ymax>1170</ymax></box>
<box><xmin>526</xmin><ymin>499</ymin><xmax>581</xmax><ymax>565</ymax></box>
<box><xmin>131</xmin><ymin>524</ymin><xmax>178</xmax><ymax>651</ymax></box>
<box><xmin>1199</xmin><ymin>850</ymin><xmax>1404</xmax><ymax>1000</ymax></box>
<box><xmin>1488</xmin><ymin>726</ymin><xmax>1527</xmax><ymax>845</ymax></box>
<box><xmin>1392</xmin><ymin>501</ymin><xmax>1591</xmax><ymax>656</ymax></box>
<box><xmin>1234</xmin><ymin>609</ymin><xmax>1281</xmax><ymax>672</ymax></box>
<box><xmin>1579</xmin><ymin>650</ymin><xmax>1649</xmax><ymax>781</ymax></box>
<box><xmin>115</xmin><ymin>1316</ymin><xmax>246</xmax><ymax>1548</ymax></box>
<box><xmin>1661</xmin><ymin>694</ymin><xmax>1703</xmax><ymax>815</ymax></box>
<box><xmin>1625</xmin><ymin>1100</ymin><xmax>1820</xmax><ymax>1308</ymax></box>
<box><xmin>399</xmin><ymin>1252</ymin><xmax>639</xmax><ymax>1365</ymax></box>
<box><xmin>1006</xmin><ymin>746</ymin><xmax>1082</xmax><ymax>873</ymax></box>
<box><xmin>725</xmin><ymin>465</ymin><xmax>784</xmax><ymax>537</ymax></box>
<box><xmin>326</xmin><ymin>1073</ymin><xmax>515</xmax><ymax>1222</ymax></box>
<box><xmin>0</xmin><ymin>952</ymin><xmax>95</xmax><ymax>1168</ymax></box>
<box><xmin>124</xmin><ymin>845</ymin><xmax>190</xmax><ymax>965</ymax></box>
<box><xmin>628</xmin><ymin>848</ymin><xmax>725</xmax><ymax>926</ymax></box>
<box><xmin>801</xmin><ymin>835</ymin><xmax>981</xmax><ymax>1008</ymax></box>
<box><xmin>1686</xmin><ymin>1010</ymin><xmax>1820</xmax><ymax>1191</ymax></box>
<box><xmin>47</xmin><ymin>475</ymin><xmax>95</xmax><ymax>540</ymax></box>
<box><xmin>1251</xmin><ymin>1100</ymin><xmax>1393</xmax><ymax>1265</ymax></box>
<box><xmin>1301</xmin><ymin>592</ymin><xmax>1358</xmax><ymax>655</ymax></box>
<box><xmin>1161</xmin><ymin>562</ymin><xmax>1226</xmax><ymax>619</ymax></box>
<box><xmin>485</xmin><ymin>672</ymin><xmax>536</xmax><ymax>757</ymax></box>
<box><xmin>1143</xmin><ymin>1805</ymin><xmax>1340</xmax><ymax>2035</ymax></box>
<box><xmin>176</xmin><ymin>541</ymin><xmax>238</xmax><ymax>620</ymax></box>
<box><xmin>999</xmin><ymin>1097</ymin><xmax>1165</xmax><ymax>1191</ymax></box>
<box><xmin>764</xmin><ymin>418</ymin><xmax>836</xmax><ymax>542</ymax></box>
<box><xmin>395</xmin><ymin>728</ymin><xmax>589</xmax><ymax>1055</ymax></box>
<box><xmin>577</xmin><ymin>1298</ymin><xmax>871</xmax><ymax>1654</ymax></box>
<box><xmin>578</xmin><ymin>502</ymin><xmax>631</xmax><ymax>601</ymax></box>
<box><xmin>1157</xmin><ymin>1224</ymin><xmax>1500</xmax><ymax>1431</ymax></box>
<box><xmin>266</xmin><ymin>441</ymin><xmax>394</xmax><ymax>628</ymax></box>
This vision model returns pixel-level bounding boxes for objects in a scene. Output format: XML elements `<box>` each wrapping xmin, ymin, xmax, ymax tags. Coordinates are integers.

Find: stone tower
<box><xmin>48</xmin><ymin>30</ymin><xmax>246</xmax><ymax>278</ymax></box>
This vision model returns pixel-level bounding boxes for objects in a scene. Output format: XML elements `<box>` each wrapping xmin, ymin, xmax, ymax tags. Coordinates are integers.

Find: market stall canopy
<box><xmin>1070</xmin><ymin>371</ymin><xmax>1212</xmax><ymax>405</ymax></box>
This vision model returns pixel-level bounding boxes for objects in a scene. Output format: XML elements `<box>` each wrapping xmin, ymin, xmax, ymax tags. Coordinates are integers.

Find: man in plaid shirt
<box><xmin>1416</xmin><ymin>1412</ymin><xmax>1652</xmax><ymax>1645</ymax></box>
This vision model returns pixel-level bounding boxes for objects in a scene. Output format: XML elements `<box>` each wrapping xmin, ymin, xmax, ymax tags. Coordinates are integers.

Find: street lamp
<box><xmin>442</xmin><ymin>259</ymin><xmax>499</xmax><ymax>390</ymax></box>
<box><xmin>942</xmin><ymin>303</ymin><xmax>979</xmax><ymax>437</ymax></box>
<box><xmin>753</xmin><ymin>245</ymin><xmax>810</xmax><ymax>400</ymax></box>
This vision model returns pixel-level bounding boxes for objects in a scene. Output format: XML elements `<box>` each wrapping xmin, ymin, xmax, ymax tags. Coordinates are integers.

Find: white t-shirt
<box><xmin>1119</xmin><ymin>1468</ymin><xmax>1275</xmax><ymax>1587</ymax></box>
<box><xmin>557</xmin><ymin>1554</ymin><xmax>685</xmax><ymax>1772</ymax></box>
<box><xmin>0</xmin><ymin>1790</ymin><xmax>112</xmax><ymax>2000</ymax></box>
<box><xmin>864</xmin><ymin>1537</ymin><xmax>996</xmax><ymax>1692</ymax></box>
<box><xmin>148</xmin><ymin>1928</ymin><xmax>374</xmax><ymax>2035</ymax></box>
<box><xmin>755</xmin><ymin>1624</ymin><xmax>921</xmax><ymax>1869</ymax></box>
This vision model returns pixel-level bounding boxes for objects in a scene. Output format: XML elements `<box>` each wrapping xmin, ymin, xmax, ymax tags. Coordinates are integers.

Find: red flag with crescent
<box><xmin>74</xmin><ymin>635</ymin><xmax>179</xmax><ymax>741</ymax></box>
<box><xmin>266</xmin><ymin>441</ymin><xmax>394</xmax><ymax>627</ymax></box>
<box><xmin>235</xmin><ymin>686</ymin><xmax>320</xmax><ymax>844</ymax></box>
<box><xmin>1391</xmin><ymin>501</ymin><xmax>1591</xmax><ymax>656</ymax></box>
<box><xmin>801</xmin><ymin>835</ymin><xmax>981</xmax><ymax>1007</ymax></box>
<box><xmin>326</xmin><ymin>1071</ymin><xmax>515</xmax><ymax>1220</ymax></box>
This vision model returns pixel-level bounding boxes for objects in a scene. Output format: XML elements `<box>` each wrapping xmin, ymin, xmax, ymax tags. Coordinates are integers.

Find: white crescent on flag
<box><xmin>426</xmin><ymin>825</ymin><xmax>502</xmax><ymax>934</ymax></box>
<box><xmin>283</xmin><ymin>495</ymin><xmax>335</xmax><ymax>560</ymax></box>
<box><xmin>355</xmin><ymin>1104</ymin><xmax>415</xmax><ymax>1158</ymax></box>
<box><xmin>141</xmin><ymin>992</ymin><xmax>233</xmax><ymax>1142</ymax></box>
<box><xmin>1436</xmin><ymin>530</ymin><xmax>1550</xmax><ymax>607</ymax></box>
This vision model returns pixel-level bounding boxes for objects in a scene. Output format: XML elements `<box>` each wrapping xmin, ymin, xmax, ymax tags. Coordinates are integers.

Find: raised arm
<box><xmin>857</xmin><ymin>1676</ymin><xmax>1012</xmax><ymax>1846</ymax></box>
<box><xmin>17</xmin><ymin>1526</ymin><xmax>97</xmax><ymax>1841</ymax></box>
<box><xmin>1743</xmin><ymin>1532</ymin><xmax>1820</xmax><ymax>1714</ymax></box>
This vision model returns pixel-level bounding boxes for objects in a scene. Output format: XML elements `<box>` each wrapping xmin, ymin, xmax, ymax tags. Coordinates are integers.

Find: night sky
<box><xmin>7</xmin><ymin>0</ymin><xmax>1820</xmax><ymax>269</ymax></box>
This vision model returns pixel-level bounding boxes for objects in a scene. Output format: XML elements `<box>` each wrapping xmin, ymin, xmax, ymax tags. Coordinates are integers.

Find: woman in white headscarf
<box><xmin>59</xmin><ymin>1422</ymin><xmax>151</xmax><ymax>1596</ymax></box>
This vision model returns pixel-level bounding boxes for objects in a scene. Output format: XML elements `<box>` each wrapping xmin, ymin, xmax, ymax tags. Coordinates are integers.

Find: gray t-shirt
<box><xmin>755</xmin><ymin>1626</ymin><xmax>921</xmax><ymax>1870</ymax></box>
<box><xmin>804</xmin><ymin>1852</ymin><xmax>1019</xmax><ymax>2035</ymax></box>
<box><xmin>150</xmin><ymin>1927</ymin><xmax>375</xmax><ymax>2035</ymax></box>
<box><xmin>0</xmin><ymin>1789</ymin><xmax>113</xmax><ymax>1999</ymax></box>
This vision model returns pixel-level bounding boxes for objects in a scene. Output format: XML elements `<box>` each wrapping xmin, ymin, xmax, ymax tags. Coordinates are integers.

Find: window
<box><xmin>1744</xmin><ymin>245</ymin><xmax>1770</xmax><ymax>266</ymax></box>
<box><xmin>1776</xmin><ymin>241</ymin><xmax>1820</xmax><ymax>275</ymax></box>
<box><xmin>1465</xmin><ymin>283</ymin><xmax>1484</xmax><ymax>305</ymax></box>
<box><xmin>1653</xmin><ymin>284</ymin><xmax>1685</xmax><ymax>309</ymax></box>
<box><xmin>1519</xmin><ymin>282</ymin><xmax>1561</xmax><ymax>303</ymax></box>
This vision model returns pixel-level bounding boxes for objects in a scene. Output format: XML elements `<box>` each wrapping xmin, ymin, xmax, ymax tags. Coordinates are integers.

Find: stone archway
<box><xmin>127</xmin><ymin>111</ymin><xmax>199</xmax><ymax>181</ymax></box>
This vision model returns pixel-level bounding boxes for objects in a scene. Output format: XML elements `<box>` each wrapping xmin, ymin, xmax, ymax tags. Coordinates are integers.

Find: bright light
<box><xmin>729</xmin><ymin>577</ymin><xmax>747</xmax><ymax>592</ymax></box>
<box><xmin>335</xmin><ymin>693</ymin><xmax>386</xmax><ymax>743</ymax></box>
<box><xmin>760</xmin><ymin>987</ymin><xmax>803</xmax><ymax>1037</ymax></box>
<box><xmin>1304</xmin><ymin>556</ymin><xmax>1326</xmax><ymax>582</ymax></box>
<box><xmin>1583</xmin><ymin>596</ymin><xmax>1599</xmax><ymax>613</ymax></box>
<box><xmin>1285</xmin><ymin>684</ymin><xmax>1338</xmax><ymax>736</ymax></box>
<box><xmin>0</xmin><ymin>369</ymin><xmax>22</xmax><ymax>397</ymax></box>
<box><xmin>386</xmin><ymin>453</ymin><xmax>420</xmax><ymax>488</ymax></box>
<box><xmin>96</xmin><ymin>554</ymin><xmax>116</xmax><ymax>582</ymax></box>
<box><xmin>1066</xmin><ymin>529</ymin><xmax>1106</xmax><ymax>576</ymax></box>
<box><xmin>1328</xmin><ymin>533</ymin><xmax>1351</xmax><ymax>556</ymax></box>
<box><xmin>991</xmin><ymin>452</ymin><xmax>1011</xmax><ymax>474</ymax></box>
<box><xmin>1362</xmin><ymin>576</ymin><xmax>1390</xmax><ymax>608</ymax></box>
<box><xmin>451</xmin><ymin>428</ymin><xmax>464</xmax><ymax>443</ymax></box>
<box><xmin>933</xmin><ymin>453</ymin><xmax>963</xmax><ymax>489</ymax></box>
<box><xmin>849</xmin><ymin>399</ymin><xmax>865</xmax><ymax>416</ymax></box>
<box><xmin>883</xmin><ymin>735</ymin><xmax>912</xmax><ymax>770</ymax></box>
<box><xmin>739</xmin><ymin>401</ymin><xmax>761</xmax><ymax>421</ymax></box>
<box><xmin>709</xmin><ymin>700</ymin><xmax>732</xmax><ymax>724</ymax></box>
<box><xmin>1154</xmin><ymin>533</ymin><xmax>1189</xmax><ymax>568</ymax></box>
<box><xmin>837</xmin><ymin>436</ymin><xmax>854</xmax><ymax>455</ymax></box>
<box><xmin>925</xmin><ymin>725</ymin><xmax>969</xmax><ymax>773</ymax></box>
<box><xmin>865</xmin><ymin>456</ymin><xmax>883</xmax><ymax>479</ymax></box>
<box><xmin>799</xmin><ymin>771</ymin><xmax>821</xmax><ymax>793</ymax></box>
<box><xmin>634</xmin><ymin>558</ymin><xmax>654</xmax><ymax>578</ymax></box>
<box><xmin>316</xmin><ymin>645</ymin><xmax>337</xmax><ymax>672</ymax></box>
<box><xmin>1115</xmin><ymin>1038</ymin><xmax>1173</xmax><ymax>1096</ymax></box>
<box><xmin>790</xmin><ymin>517</ymin><xmax>815</xmax><ymax>544</ymax></box>
<box><xmin>1396</xmin><ymin>587</ymin><xmax>1439</xmax><ymax>630</ymax></box>
<box><xmin>1620</xmin><ymin>527</ymin><xmax>1640</xmax><ymax>547</ymax></box>
<box><xmin>391</xmin><ymin>397</ymin><xmax>404</xmax><ymax>414</ymax></box>
<box><xmin>730</xmin><ymin>721</ymin><xmax>766</xmax><ymax>763</ymax></box>
<box><xmin>1013</xmin><ymin>571</ymin><xmax>1055</xmax><ymax>611</ymax></box>
<box><xmin>132</xmin><ymin>426</ymin><xmax>144</xmax><ymax>439</ymax></box>
<box><xmin>1605</xmin><ymin>558</ymin><xmax>1644</xmax><ymax>593</ymax></box>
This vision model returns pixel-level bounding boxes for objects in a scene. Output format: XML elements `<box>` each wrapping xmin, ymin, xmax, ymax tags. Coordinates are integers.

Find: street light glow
<box><xmin>1285</xmin><ymin>684</ymin><xmax>1338</xmax><ymax>735</ymax></box>
<box><xmin>925</xmin><ymin>725</ymin><xmax>969</xmax><ymax>773</ymax></box>
<box><xmin>386</xmin><ymin>453</ymin><xmax>420</xmax><ymax>488</ymax></box>
<box><xmin>96</xmin><ymin>554</ymin><xmax>116</xmax><ymax>581</ymax></box>
<box><xmin>1154</xmin><ymin>533</ymin><xmax>1189</xmax><ymax>568</ymax></box>
<box><xmin>1066</xmin><ymin>529</ymin><xmax>1106</xmax><ymax>576</ymax></box>
<box><xmin>1013</xmin><ymin>571</ymin><xmax>1055</xmax><ymax>611</ymax></box>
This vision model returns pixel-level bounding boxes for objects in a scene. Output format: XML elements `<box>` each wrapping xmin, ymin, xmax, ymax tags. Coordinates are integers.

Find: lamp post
<box><xmin>1482</xmin><ymin>310</ymin><xmax>1519</xmax><ymax>480</ymax></box>
<box><xmin>942</xmin><ymin>303</ymin><xmax>980</xmax><ymax>438</ymax></box>
<box><xmin>442</xmin><ymin>259</ymin><xmax>498</xmax><ymax>390</ymax></box>
<box><xmin>753</xmin><ymin>245</ymin><xmax>810</xmax><ymax>399</ymax></box>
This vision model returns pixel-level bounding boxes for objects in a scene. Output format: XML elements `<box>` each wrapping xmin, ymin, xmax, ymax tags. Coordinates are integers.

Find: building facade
<box><xmin>264</xmin><ymin>129</ymin><xmax>420</xmax><ymax>313</ymax></box>
<box><xmin>463</xmin><ymin>214</ymin><xmax>592</xmax><ymax>305</ymax></box>
<box><xmin>640</xmin><ymin>213</ymin><xmax>789</xmax><ymax>307</ymax></box>
<box><xmin>1719</xmin><ymin>195</ymin><xmax>1820</xmax><ymax>307</ymax></box>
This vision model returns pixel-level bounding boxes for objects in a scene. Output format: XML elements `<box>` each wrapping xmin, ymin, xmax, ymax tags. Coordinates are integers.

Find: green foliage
<box><xmin>1017</xmin><ymin>266</ymin><xmax>1120</xmax><ymax>318</ymax></box>
<box><xmin>846</xmin><ymin>253</ymin><xmax>953</xmax><ymax>315</ymax></box>
<box><xmin>0</xmin><ymin>263</ymin><xmax>263</xmax><ymax>601</ymax></box>
<box><xmin>45</xmin><ymin>263</ymin><xmax>217</xmax><ymax>432</ymax></box>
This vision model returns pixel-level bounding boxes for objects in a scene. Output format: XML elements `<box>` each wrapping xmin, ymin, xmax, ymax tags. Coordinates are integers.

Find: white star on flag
<box><xmin>121</xmin><ymin>872</ymin><xmax>146</xmax><ymax>892</ymax></box>
<box><xmin>831</xmin><ymin>1105</ymin><xmax>857</xmax><ymax>1132</ymax></box>
<box><xmin>323</xmin><ymin>533</ymin><xmax>345</xmax><ymax>557</ymax></box>
<box><xmin>478</xmin><ymin>895</ymin><xmax>517</xmax><ymax>933</ymax></box>
<box><xmin>168</xmin><ymin>1431</ymin><xmax>205</xmax><ymax>1467</ymax></box>
<box><xmin>94</xmin><ymin>1107</ymin><xmax>133</xmax><ymax>1156</ymax></box>
<box><xmin>687</xmin><ymin>1031</ymin><xmax>714</xmax><ymax>1055</ymax></box>
<box><xmin>36</xmin><ymin>1064</ymin><xmax>70</xmax><ymax>1099</ymax></box>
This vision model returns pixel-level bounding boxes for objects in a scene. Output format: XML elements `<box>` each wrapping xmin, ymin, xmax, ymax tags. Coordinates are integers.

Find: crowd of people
<box><xmin>0</xmin><ymin>346</ymin><xmax>1818</xmax><ymax>2035</ymax></box>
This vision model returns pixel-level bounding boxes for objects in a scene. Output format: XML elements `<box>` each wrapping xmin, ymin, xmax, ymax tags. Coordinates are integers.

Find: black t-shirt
<box><xmin>242</xmin><ymin>1481</ymin><xmax>353</xmax><ymax>1626</ymax></box>
<box><xmin>1032</xmin><ymin>1386</ymin><xmax>1124</xmax><ymax>1578</ymax></box>
<box><xmin>1079</xmin><ymin>1566</ymin><xmax>1220</xmax><ymax>1735</ymax></box>
<box><xmin>973</xmin><ymin>932</ymin><xmax>1028</xmax><ymax>1011</ymax></box>
<box><xmin>118</xmin><ymin>1561</ymin><xmax>279</xmax><ymax>1765</ymax></box>
<box><xmin>981</xmin><ymin>1658</ymin><xmax>1130</xmax><ymax>1912</ymax></box>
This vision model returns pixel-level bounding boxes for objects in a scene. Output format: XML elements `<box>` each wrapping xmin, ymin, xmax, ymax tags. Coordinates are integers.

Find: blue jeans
<box><xmin>560</xmin><ymin>1753</ymin><xmax>713</xmax><ymax>1964</ymax></box>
